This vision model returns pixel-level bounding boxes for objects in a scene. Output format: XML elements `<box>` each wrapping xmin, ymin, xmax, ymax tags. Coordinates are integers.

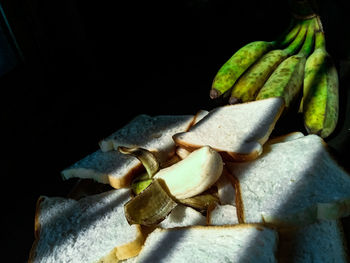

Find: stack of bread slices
<box><xmin>29</xmin><ymin>97</ymin><xmax>350</xmax><ymax>263</ymax></box>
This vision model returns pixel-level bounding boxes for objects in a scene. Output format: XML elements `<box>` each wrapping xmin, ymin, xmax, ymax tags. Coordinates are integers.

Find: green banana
<box><xmin>209</xmin><ymin>21</ymin><xmax>302</xmax><ymax>99</ymax></box>
<box><xmin>228</xmin><ymin>20</ymin><xmax>309</xmax><ymax>104</ymax></box>
<box><xmin>255</xmin><ymin>18</ymin><xmax>316</xmax><ymax>107</ymax></box>
<box><xmin>302</xmin><ymin>20</ymin><xmax>339</xmax><ymax>138</ymax></box>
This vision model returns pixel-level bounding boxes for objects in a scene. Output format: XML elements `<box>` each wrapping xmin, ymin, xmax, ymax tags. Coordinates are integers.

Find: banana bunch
<box><xmin>210</xmin><ymin>16</ymin><xmax>339</xmax><ymax>138</ymax></box>
<box><xmin>300</xmin><ymin>18</ymin><xmax>339</xmax><ymax>138</ymax></box>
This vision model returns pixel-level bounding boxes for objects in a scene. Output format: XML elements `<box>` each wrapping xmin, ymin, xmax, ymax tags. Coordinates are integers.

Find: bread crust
<box><xmin>226</xmin><ymin>171</ymin><xmax>245</xmax><ymax>224</ymax></box>
<box><xmin>28</xmin><ymin>195</ymin><xmax>145</xmax><ymax>263</ymax></box>
<box><xmin>173</xmin><ymin>98</ymin><xmax>285</xmax><ymax>162</ymax></box>
<box><xmin>115</xmin><ymin>226</ymin><xmax>145</xmax><ymax>260</ymax></box>
<box><xmin>172</xmin><ymin>140</ymin><xmax>261</xmax><ymax>162</ymax></box>
<box><xmin>108</xmin><ymin>162</ymin><xmax>144</xmax><ymax>189</ymax></box>
<box><xmin>28</xmin><ymin>196</ymin><xmax>45</xmax><ymax>263</ymax></box>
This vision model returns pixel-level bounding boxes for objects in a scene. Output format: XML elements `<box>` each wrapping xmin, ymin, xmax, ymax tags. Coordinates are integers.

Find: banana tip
<box><xmin>210</xmin><ymin>89</ymin><xmax>221</xmax><ymax>99</ymax></box>
<box><xmin>228</xmin><ymin>97</ymin><xmax>241</xmax><ymax>105</ymax></box>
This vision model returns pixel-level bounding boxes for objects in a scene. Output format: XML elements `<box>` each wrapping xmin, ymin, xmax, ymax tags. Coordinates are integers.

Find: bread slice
<box><xmin>278</xmin><ymin>220</ymin><xmax>349</xmax><ymax>262</ymax></box>
<box><xmin>175</xmin><ymin>110</ymin><xmax>208</xmax><ymax>160</ymax></box>
<box><xmin>226</xmin><ymin>134</ymin><xmax>350</xmax><ymax>227</ymax></box>
<box><xmin>173</xmin><ymin>97</ymin><xmax>285</xmax><ymax>162</ymax></box>
<box><xmin>157</xmin><ymin>204</ymin><xmax>206</xmax><ymax>229</ymax></box>
<box><xmin>29</xmin><ymin>188</ymin><xmax>144</xmax><ymax>263</ymax></box>
<box><xmin>62</xmin><ymin>114</ymin><xmax>194</xmax><ymax>188</ymax></box>
<box><xmin>207</xmin><ymin>204</ymin><xmax>239</xmax><ymax>226</ymax></box>
<box><xmin>265</xmin><ymin>131</ymin><xmax>304</xmax><ymax>146</ymax></box>
<box><xmin>135</xmin><ymin>225</ymin><xmax>278</xmax><ymax>262</ymax></box>
<box><xmin>216</xmin><ymin>168</ymin><xmax>236</xmax><ymax>206</ymax></box>
<box><xmin>99</xmin><ymin>114</ymin><xmax>194</xmax><ymax>163</ymax></box>
<box><xmin>62</xmin><ymin>150</ymin><xmax>143</xmax><ymax>188</ymax></box>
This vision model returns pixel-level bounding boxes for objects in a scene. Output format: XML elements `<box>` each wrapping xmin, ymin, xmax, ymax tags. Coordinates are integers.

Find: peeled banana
<box><xmin>301</xmin><ymin>19</ymin><xmax>339</xmax><ymax>138</ymax></box>
<box><xmin>228</xmin><ymin>20</ymin><xmax>308</xmax><ymax>104</ymax></box>
<box><xmin>154</xmin><ymin>146</ymin><xmax>223</xmax><ymax>199</ymax></box>
<box><xmin>255</xmin><ymin>18</ymin><xmax>316</xmax><ymax>107</ymax></box>
<box><xmin>209</xmin><ymin>21</ymin><xmax>302</xmax><ymax>99</ymax></box>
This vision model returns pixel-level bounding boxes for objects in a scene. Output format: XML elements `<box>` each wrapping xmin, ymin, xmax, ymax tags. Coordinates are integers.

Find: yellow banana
<box><xmin>255</xmin><ymin>18</ymin><xmax>316</xmax><ymax>107</ymax></box>
<box><xmin>302</xmin><ymin>19</ymin><xmax>339</xmax><ymax>138</ymax></box>
<box><xmin>209</xmin><ymin>21</ymin><xmax>302</xmax><ymax>99</ymax></box>
<box><xmin>228</xmin><ymin>20</ymin><xmax>309</xmax><ymax>104</ymax></box>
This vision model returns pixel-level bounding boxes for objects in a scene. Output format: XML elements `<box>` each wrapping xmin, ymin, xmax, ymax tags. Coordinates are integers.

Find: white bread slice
<box><xmin>175</xmin><ymin>110</ymin><xmax>208</xmax><ymax>159</ymax></box>
<box><xmin>278</xmin><ymin>220</ymin><xmax>349</xmax><ymax>262</ymax></box>
<box><xmin>192</xmin><ymin>109</ymin><xmax>209</xmax><ymax>124</ymax></box>
<box><xmin>173</xmin><ymin>98</ymin><xmax>285</xmax><ymax>162</ymax></box>
<box><xmin>62</xmin><ymin>114</ymin><xmax>194</xmax><ymax>188</ymax></box>
<box><xmin>158</xmin><ymin>204</ymin><xmax>206</xmax><ymax>228</ymax></box>
<box><xmin>208</xmin><ymin>204</ymin><xmax>239</xmax><ymax>226</ymax></box>
<box><xmin>265</xmin><ymin>131</ymin><xmax>304</xmax><ymax>146</ymax></box>
<box><xmin>29</xmin><ymin>188</ymin><xmax>144</xmax><ymax>263</ymax></box>
<box><xmin>226</xmin><ymin>134</ymin><xmax>350</xmax><ymax>227</ymax></box>
<box><xmin>216</xmin><ymin>168</ymin><xmax>236</xmax><ymax>206</ymax></box>
<box><xmin>99</xmin><ymin>114</ymin><xmax>194</xmax><ymax>164</ymax></box>
<box><xmin>135</xmin><ymin>225</ymin><xmax>278</xmax><ymax>262</ymax></box>
<box><xmin>175</xmin><ymin>146</ymin><xmax>192</xmax><ymax>159</ymax></box>
<box><xmin>61</xmin><ymin>150</ymin><xmax>142</xmax><ymax>188</ymax></box>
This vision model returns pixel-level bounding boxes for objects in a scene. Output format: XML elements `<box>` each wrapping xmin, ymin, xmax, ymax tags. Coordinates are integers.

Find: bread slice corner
<box><xmin>173</xmin><ymin>97</ymin><xmax>285</xmax><ymax>162</ymax></box>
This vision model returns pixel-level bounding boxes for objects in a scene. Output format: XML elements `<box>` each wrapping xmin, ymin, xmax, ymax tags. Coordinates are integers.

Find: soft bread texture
<box><xmin>227</xmin><ymin>134</ymin><xmax>350</xmax><ymax>227</ymax></box>
<box><xmin>216</xmin><ymin>168</ymin><xmax>236</xmax><ymax>206</ymax></box>
<box><xmin>99</xmin><ymin>114</ymin><xmax>194</xmax><ymax>163</ymax></box>
<box><xmin>175</xmin><ymin>110</ymin><xmax>209</xmax><ymax>159</ymax></box>
<box><xmin>62</xmin><ymin>114</ymin><xmax>194</xmax><ymax>189</ymax></box>
<box><xmin>208</xmin><ymin>204</ymin><xmax>239</xmax><ymax>226</ymax></box>
<box><xmin>278</xmin><ymin>220</ymin><xmax>349</xmax><ymax>263</ymax></box>
<box><xmin>158</xmin><ymin>204</ymin><xmax>206</xmax><ymax>228</ymax></box>
<box><xmin>135</xmin><ymin>225</ymin><xmax>278</xmax><ymax>263</ymax></box>
<box><xmin>29</xmin><ymin>189</ymin><xmax>144</xmax><ymax>263</ymax></box>
<box><xmin>61</xmin><ymin>150</ymin><xmax>143</xmax><ymax>188</ymax></box>
<box><xmin>173</xmin><ymin>98</ymin><xmax>285</xmax><ymax>162</ymax></box>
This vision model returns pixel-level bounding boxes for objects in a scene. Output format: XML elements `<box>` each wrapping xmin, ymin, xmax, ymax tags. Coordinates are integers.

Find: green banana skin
<box><xmin>255</xmin><ymin>55</ymin><xmax>307</xmax><ymax>107</ymax></box>
<box><xmin>256</xmin><ymin>19</ymin><xmax>316</xmax><ymax>107</ymax></box>
<box><xmin>302</xmin><ymin>31</ymin><xmax>339</xmax><ymax>138</ymax></box>
<box><xmin>210</xmin><ymin>41</ymin><xmax>275</xmax><ymax>99</ymax></box>
<box><xmin>228</xmin><ymin>21</ymin><xmax>308</xmax><ymax>104</ymax></box>
<box><xmin>210</xmin><ymin>21</ymin><xmax>301</xmax><ymax>99</ymax></box>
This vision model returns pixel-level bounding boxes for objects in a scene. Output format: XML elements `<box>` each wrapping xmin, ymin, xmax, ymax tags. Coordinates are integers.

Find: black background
<box><xmin>1</xmin><ymin>0</ymin><xmax>349</xmax><ymax>262</ymax></box>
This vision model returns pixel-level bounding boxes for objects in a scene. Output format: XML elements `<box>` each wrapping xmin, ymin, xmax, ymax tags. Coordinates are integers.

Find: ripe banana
<box><xmin>255</xmin><ymin>18</ymin><xmax>316</xmax><ymax>107</ymax></box>
<box><xmin>228</xmin><ymin>20</ymin><xmax>309</xmax><ymax>104</ymax></box>
<box><xmin>301</xmin><ymin>20</ymin><xmax>339</xmax><ymax>138</ymax></box>
<box><xmin>119</xmin><ymin>145</ymin><xmax>223</xmax><ymax>199</ymax></box>
<box><xmin>154</xmin><ymin>146</ymin><xmax>223</xmax><ymax>199</ymax></box>
<box><xmin>209</xmin><ymin>21</ymin><xmax>302</xmax><ymax>99</ymax></box>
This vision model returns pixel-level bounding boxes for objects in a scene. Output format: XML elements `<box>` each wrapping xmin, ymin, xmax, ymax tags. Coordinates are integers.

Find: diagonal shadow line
<box><xmin>30</xmin><ymin>189</ymin><xmax>132</xmax><ymax>263</ymax></box>
<box><xmin>133</xmin><ymin>137</ymin><xmax>350</xmax><ymax>262</ymax></box>
<box><xmin>63</xmin><ymin>114</ymin><xmax>195</xmax><ymax>184</ymax></box>
<box><xmin>227</xmin><ymin>138</ymin><xmax>350</xmax><ymax>262</ymax></box>
<box><xmin>136</xmin><ymin>217</ymin><xmax>211</xmax><ymax>263</ymax></box>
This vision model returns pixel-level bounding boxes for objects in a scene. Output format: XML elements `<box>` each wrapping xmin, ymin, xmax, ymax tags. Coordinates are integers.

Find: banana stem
<box><xmin>298</xmin><ymin>18</ymin><xmax>316</xmax><ymax>57</ymax></box>
<box><xmin>314</xmin><ymin>16</ymin><xmax>326</xmax><ymax>51</ymax></box>
<box><xmin>273</xmin><ymin>19</ymin><xmax>301</xmax><ymax>48</ymax></box>
<box><xmin>283</xmin><ymin>19</ymin><xmax>309</xmax><ymax>56</ymax></box>
<box><xmin>314</xmin><ymin>29</ymin><xmax>326</xmax><ymax>51</ymax></box>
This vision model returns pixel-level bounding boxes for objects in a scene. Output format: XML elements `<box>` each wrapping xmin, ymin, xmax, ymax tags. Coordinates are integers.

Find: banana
<box><xmin>154</xmin><ymin>146</ymin><xmax>223</xmax><ymax>199</ymax></box>
<box><xmin>228</xmin><ymin>20</ymin><xmax>309</xmax><ymax>104</ymax></box>
<box><xmin>209</xmin><ymin>21</ymin><xmax>302</xmax><ymax>99</ymax></box>
<box><xmin>255</xmin><ymin>18</ymin><xmax>316</xmax><ymax>107</ymax></box>
<box><xmin>124</xmin><ymin>178</ymin><xmax>178</xmax><ymax>226</ymax></box>
<box><xmin>119</xmin><ymin>145</ymin><xmax>223</xmax><ymax>199</ymax></box>
<box><xmin>302</xmin><ymin>20</ymin><xmax>339</xmax><ymax>138</ymax></box>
